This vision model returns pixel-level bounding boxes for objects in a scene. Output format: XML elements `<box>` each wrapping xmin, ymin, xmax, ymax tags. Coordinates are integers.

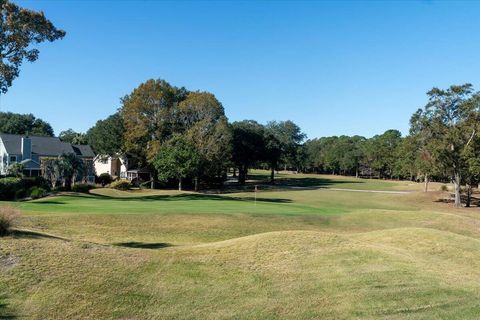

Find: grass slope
<box><xmin>1</xmin><ymin>173</ymin><xmax>479</xmax><ymax>319</ymax></box>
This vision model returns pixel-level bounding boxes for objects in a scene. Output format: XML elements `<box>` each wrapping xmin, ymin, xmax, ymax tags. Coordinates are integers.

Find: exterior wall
<box><xmin>94</xmin><ymin>157</ymin><xmax>111</xmax><ymax>176</ymax></box>
<box><xmin>0</xmin><ymin>138</ymin><xmax>7</xmax><ymax>175</ymax></box>
<box><xmin>94</xmin><ymin>156</ymin><xmax>127</xmax><ymax>179</ymax></box>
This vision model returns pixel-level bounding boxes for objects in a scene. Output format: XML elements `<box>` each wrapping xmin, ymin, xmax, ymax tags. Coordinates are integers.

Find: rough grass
<box><xmin>1</xmin><ymin>173</ymin><xmax>480</xmax><ymax>319</ymax></box>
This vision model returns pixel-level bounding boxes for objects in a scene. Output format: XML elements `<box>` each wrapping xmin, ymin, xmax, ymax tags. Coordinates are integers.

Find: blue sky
<box><xmin>3</xmin><ymin>0</ymin><xmax>480</xmax><ymax>139</ymax></box>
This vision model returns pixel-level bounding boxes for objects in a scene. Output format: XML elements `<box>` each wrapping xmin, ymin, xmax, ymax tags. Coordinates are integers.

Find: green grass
<box><xmin>1</xmin><ymin>172</ymin><xmax>480</xmax><ymax>319</ymax></box>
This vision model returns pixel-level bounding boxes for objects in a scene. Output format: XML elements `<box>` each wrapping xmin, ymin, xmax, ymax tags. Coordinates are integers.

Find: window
<box><xmin>9</xmin><ymin>155</ymin><xmax>17</xmax><ymax>163</ymax></box>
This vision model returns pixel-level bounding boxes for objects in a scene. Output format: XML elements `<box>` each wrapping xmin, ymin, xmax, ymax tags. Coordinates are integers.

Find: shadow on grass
<box><xmin>219</xmin><ymin>176</ymin><xmax>366</xmax><ymax>194</ymax></box>
<box><xmin>31</xmin><ymin>200</ymin><xmax>66</xmax><ymax>205</ymax></box>
<box><xmin>113</xmin><ymin>242</ymin><xmax>173</xmax><ymax>249</ymax></box>
<box><xmin>33</xmin><ymin>193</ymin><xmax>293</xmax><ymax>204</ymax></box>
<box><xmin>26</xmin><ymin>175</ymin><xmax>362</xmax><ymax>204</ymax></box>
<box><xmin>11</xmin><ymin>229</ymin><xmax>68</xmax><ymax>241</ymax></box>
<box><xmin>0</xmin><ymin>299</ymin><xmax>16</xmax><ymax>319</ymax></box>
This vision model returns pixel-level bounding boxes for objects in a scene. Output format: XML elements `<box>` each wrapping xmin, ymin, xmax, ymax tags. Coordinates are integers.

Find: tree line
<box><xmin>4</xmin><ymin>82</ymin><xmax>480</xmax><ymax>208</ymax></box>
<box><xmin>2</xmin><ymin>1</ymin><xmax>480</xmax><ymax>208</ymax></box>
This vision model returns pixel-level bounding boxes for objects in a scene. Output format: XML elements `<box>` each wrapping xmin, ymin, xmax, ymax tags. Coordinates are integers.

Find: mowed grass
<box><xmin>1</xmin><ymin>172</ymin><xmax>480</xmax><ymax>319</ymax></box>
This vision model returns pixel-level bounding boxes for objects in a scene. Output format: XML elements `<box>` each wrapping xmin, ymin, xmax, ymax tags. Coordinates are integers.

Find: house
<box><xmin>93</xmin><ymin>155</ymin><xmax>128</xmax><ymax>180</ymax></box>
<box><xmin>93</xmin><ymin>154</ymin><xmax>151</xmax><ymax>184</ymax></box>
<box><xmin>0</xmin><ymin>133</ymin><xmax>95</xmax><ymax>182</ymax></box>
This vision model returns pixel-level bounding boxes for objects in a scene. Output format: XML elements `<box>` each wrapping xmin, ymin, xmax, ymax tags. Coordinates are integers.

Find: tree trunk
<box><xmin>270</xmin><ymin>165</ymin><xmax>275</xmax><ymax>184</ymax></box>
<box><xmin>466</xmin><ymin>184</ymin><xmax>472</xmax><ymax>208</ymax></box>
<box><xmin>238</xmin><ymin>166</ymin><xmax>246</xmax><ymax>185</ymax></box>
<box><xmin>424</xmin><ymin>173</ymin><xmax>429</xmax><ymax>193</ymax></box>
<box><xmin>194</xmin><ymin>177</ymin><xmax>199</xmax><ymax>192</ymax></box>
<box><xmin>355</xmin><ymin>169</ymin><xmax>359</xmax><ymax>179</ymax></box>
<box><xmin>232</xmin><ymin>168</ymin><xmax>237</xmax><ymax>178</ymax></box>
<box><xmin>178</xmin><ymin>177</ymin><xmax>182</xmax><ymax>191</ymax></box>
<box><xmin>453</xmin><ymin>171</ymin><xmax>462</xmax><ymax>208</ymax></box>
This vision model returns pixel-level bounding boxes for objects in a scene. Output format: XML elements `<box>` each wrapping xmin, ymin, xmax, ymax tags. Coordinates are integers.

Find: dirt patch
<box><xmin>0</xmin><ymin>254</ymin><xmax>20</xmax><ymax>272</ymax></box>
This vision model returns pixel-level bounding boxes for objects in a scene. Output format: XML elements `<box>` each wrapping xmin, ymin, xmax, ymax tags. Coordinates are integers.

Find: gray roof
<box><xmin>72</xmin><ymin>144</ymin><xmax>95</xmax><ymax>158</ymax></box>
<box><xmin>0</xmin><ymin>133</ymin><xmax>94</xmax><ymax>158</ymax></box>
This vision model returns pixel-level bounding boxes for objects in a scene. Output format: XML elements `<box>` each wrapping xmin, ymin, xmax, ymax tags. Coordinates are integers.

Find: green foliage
<box><xmin>109</xmin><ymin>180</ymin><xmax>131</xmax><ymax>190</ymax></box>
<box><xmin>153</xmin><ymin>135</ymin><xmax>200</xmax><ymax>190</ymax></box>
<box><xmin>0</xmin><ymin>0</ymin><xmax>65</xmax><ymax>93</ymax></box>
<box><xmin>139</xmin><ymin>180</ymin><xmax>152</xmax><ymax>189</ymax></box>
<box><xmin>266</xmin><ymin>120</ymin><xmax>306</xmax><ymax>168</ymax></box>
<box><xmin>29</xmin><ymin>186</ymin><xmax>47</xmax><ymax>199</ymax></box>
<box><xmin>440</xmin><ymin>185</ymin><xmax>449</xmax><ymax>192</ymax></box>
<box><xmin>410</xmin><ymin>84</ymin><xmax>480</xmax><ymax>207</ymax></box>
<box><xmin>0</xmin><ymin>177</ymin><xmax>21</xmax><ymax>200</ymax></box>
<box><xmin>0</xmin><ymin>111</ymin><xmax>54</xmax><ymax>136</ymax></box>
<box><xmin>59</xmin><ymin>153</ymin><xmax>85</xmax><ymax>188</ymax></box>
<box><xmin>0</xmin><ymin>176</ymin><xmax>48</xmax><ymax>200</ymax></box>
<box><xmin>59</xmin><ymin>129</ymin><xmax>87</xmax><ymax>144</ymax></box>
<box><xmin>5</xmin><ymin>162</ymin><xmax>24</xmax><ymax>178</ymax></box>
<box><xmin>14</xmin><ymin>188</ymin><xmax>27</xmax><ymax>200</ymax></box>
<box><xmin>231</xmin><ymin>120</ymin><xmax>266</xmax><ymax>184</ymax></box>
<box><xmin>0</xmin><ymin>206</ymin><xmax>20</xmax><ymax>236</ymax></box>
<box><xmin>97</xmin><ymin>173</ymin><xmax>112</xmax><ymax>187</ymax></box>
<box><xmin>41</xmin><ymin>157</ymin><xmax>63</xmax><ymax>188</ymax></box>
<box><xmin>122</xmin><ymin>79</ymin><xmax>188</xmax><ymax>163</ymax></box>
<box><xmin>179</xmin><ymin>92</ymin><xmax>232</xmax><ymax>183</ymax></box>
<box><xmin>86</xmin><ymin>112</ymin><xmax>124</xmax><ymax>155</ymax></box>
<box><xmin>304</xmin><ymin>135</ymin><xmax>365</xmax><ymax>176</ymax></box>
<box><xmin>122</xmin><ymin>80</ymin><xmax>231</xmax><ymax>188</ymax></box>
<box><xmin>71</xmin><ymin>184</ymin><xmax>92</xmax><ymax>193</ymax></box>
<box><xmin>361</xmin><ymin>130</ymin><xmax>402</xmax><ymax>178</ymax></box>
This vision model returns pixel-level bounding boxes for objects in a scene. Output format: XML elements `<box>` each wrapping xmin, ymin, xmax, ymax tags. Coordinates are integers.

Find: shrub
<box><xmin>72</xmin><ymin>184</ymin><xmax>93</xmax><ymax>193</ymax></box>
<box><xmin>440</xmin><ymin>185</ymin><xmax>449</xmax><ymax>192</ymax></box>
<box><xmin>109</xmin><ymin>179</ymin><xmax>131</xmax><ymax>190</ymax></box>
<box><xmin>0</xmin><ymin>177</ymin><xmax>51</xmax><ymax>201</ymax></box>
<box><xmin>0</xmin><ymin>206</ymin><xmax>20</xmax><ymax>236</ymax></box>
<box><xmin>139</xmin><ymin>180</ymin><xmax>152</xmax><ymax>189</ymax></box>
<box><xmin>15</xmin><ymin>188</ymin><xmax>27</xmax><ymax>200</ymax></box>
<box><xmin>97</xmin><ymin>173</ymin><xmax>112</xmax><ymax>187</ymax></box>
<box><xmin>0</xmin><ymin>177</ymin><xmax>22</xmax><ymax>200</ymax></box>
<box><xmin>29</xmin><ymin>187</ymin><xmax>47</xmax><ymax>199</ymax></box>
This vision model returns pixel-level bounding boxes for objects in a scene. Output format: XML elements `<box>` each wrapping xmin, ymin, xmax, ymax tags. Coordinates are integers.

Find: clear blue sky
<box><xmin>3</xmin><ymin>0</ymin><xmax>480</xmax><ymax>139</ymax></box>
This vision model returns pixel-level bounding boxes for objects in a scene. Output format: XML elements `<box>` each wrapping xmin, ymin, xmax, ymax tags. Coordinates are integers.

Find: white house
<box><xmin>93</xmin><ymin>155</ymin><xmax>128</xmax><ymax>179</ymax></box>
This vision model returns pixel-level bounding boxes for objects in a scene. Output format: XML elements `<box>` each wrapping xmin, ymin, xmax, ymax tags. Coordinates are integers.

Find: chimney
<box><xmin>21</xmin><ymin>136</ymin><xmax>32</xmax><ymax>160</ymax></box>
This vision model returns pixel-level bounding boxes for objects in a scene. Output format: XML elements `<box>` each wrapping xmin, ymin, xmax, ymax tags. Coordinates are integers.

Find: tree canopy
<box><xmin>86</xmin><ymin>112</ymin><xmax>124</xmax><ymax>155</ymax></box>
<box><xmin>0</xmin><ymin>0</ymin><xmax>65</xmax><ymax>93</ymax></box>
<box><xmin>59</xmin><ymin>129</ymin><xmax>87</xmax><ymax>145</ymax></box>
<box><xmin>0</xmin><ymin>111</ymin><xmax>54</xmax><ymax>136</ymax></box>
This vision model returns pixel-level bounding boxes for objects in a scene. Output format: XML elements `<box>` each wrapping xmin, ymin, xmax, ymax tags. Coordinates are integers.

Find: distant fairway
<box><xmin>2</xmin><ymin>172</ymin><xmax>480</xmax><ymax>319</ymax></box>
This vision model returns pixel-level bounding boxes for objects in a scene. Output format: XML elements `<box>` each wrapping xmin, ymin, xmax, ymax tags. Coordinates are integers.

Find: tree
<box><xmin>177</xmin><ymin>92</ymin><xmax>232</xmax><ymax>189</ymax></box>
<box><xmin>86</xmin><ymin>112</ymin><xmax>124</xmax><ymax>155</ymax></box>
<box><xmin>361</xmin><ymin>130</ymin><xmax>402</xmax><ymax>178</ymax></box>
<box><xmin>41</xmin><ymin>157</ymin><xmax>63</xmax><ymax>189</ymax></box>
<box><xmin>410</xmin><ymin>84</ymin><xmax>480</xmax><ymax>208</ymax></box>
<box><xmin>266</xmin><ymin>121</ymin><xmax>306</xmax><ymax>169</ymax></box>
<box><xmin>59</xmin><ymin>153</ymin><xmax>85</xmax><ymax>188</ymax></box>
<box><xmin>59</xmin><ymin>129</ymin><xmax>87</xmax><ymax>144</ymax></box>
<box><xmin>122</xmin><ymin>79</ymin><xmax>188</xmax><ymax>165</ymax></box>
<box><xmin>5</xmin><ymin>162</ymin><xmax>23</xmax><ymax>177</ymax></box>
<box><xmin>0</xmin><ymin>0</ymin><xmax>65</xmax><ymax>93</ymax></box>
<box><xmin>153</xmin><ymin>135</ymin><xmax>200</xmax><ymax>191</ymax></box>
<box><xmin>231</xmin><ymin>120</ymin><xmax>266</xmax><ymax>184</ymax></box>
<box><xmin>0</xmin><ymin>112</ymin><xmax>53</xmax><ymax>136</ymax></box>
<box><xmin>263</xmin><ymin>129</ymin><xmax>282</xmax><ymax>183</ymax></box>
